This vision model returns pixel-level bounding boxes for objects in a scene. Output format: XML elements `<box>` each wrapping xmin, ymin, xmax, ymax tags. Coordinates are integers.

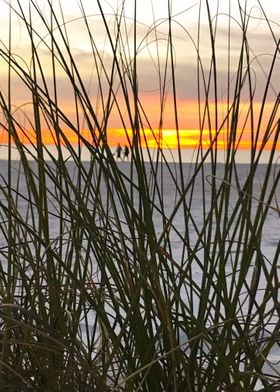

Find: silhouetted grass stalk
<box><xmin>0</xmin><ymin>0</ymin><xmax>279</xmax><ymax>390</ymax></box>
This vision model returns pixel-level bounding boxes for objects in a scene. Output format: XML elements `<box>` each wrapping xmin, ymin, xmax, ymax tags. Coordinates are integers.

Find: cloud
<box><xmin>1</xmin><ymin>0</ymin><xmax>279</xmax><ymax>133</ymax></box>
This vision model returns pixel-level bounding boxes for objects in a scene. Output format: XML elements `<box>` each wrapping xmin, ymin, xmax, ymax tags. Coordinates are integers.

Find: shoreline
<box><xmin>0</xmin><ymin>143</ymin><xmax>279</xmax><ymax>164</ymax></box>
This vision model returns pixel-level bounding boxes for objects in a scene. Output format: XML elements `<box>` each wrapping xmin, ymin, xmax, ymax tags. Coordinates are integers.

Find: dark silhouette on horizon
<box><xmin>115</xmin><ymin>143</ymin><xmax>122</xmax><ymax>160</ymax></box>
<box><xmin>123</xmin><ymin>145</ymin><xmax>129</xmax><ymax>160</ymax></box>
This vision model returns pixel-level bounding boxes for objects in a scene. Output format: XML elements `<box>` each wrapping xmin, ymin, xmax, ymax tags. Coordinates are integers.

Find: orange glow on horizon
<box><xmin>1</xmin><ymin>127</ymin><xmax>279</xmax><ymax>151</ymax></box>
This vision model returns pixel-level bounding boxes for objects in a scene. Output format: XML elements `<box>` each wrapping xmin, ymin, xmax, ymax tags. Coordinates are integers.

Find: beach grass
<box><xmin>0</xmin><ymin>1</ymin><xmax>279</xmax><ymax>390</ymax></box>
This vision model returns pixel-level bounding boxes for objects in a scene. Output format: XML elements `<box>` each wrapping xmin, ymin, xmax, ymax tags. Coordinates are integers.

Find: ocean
<box><xmin>1</xmin><ymin>158</ymin><xmax>278</xmax><ymax>256</ymax></box>
<box><xmin>0</xmin><ymin>156</ymin><xmax>279</xmax><ymax>387</ymax></box>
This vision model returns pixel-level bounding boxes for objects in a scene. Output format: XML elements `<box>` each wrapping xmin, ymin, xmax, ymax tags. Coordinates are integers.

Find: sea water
<box><xmin>0</xmin><ymin>157</ymin><xmax>279</xmax><ymax>388</ymax></box>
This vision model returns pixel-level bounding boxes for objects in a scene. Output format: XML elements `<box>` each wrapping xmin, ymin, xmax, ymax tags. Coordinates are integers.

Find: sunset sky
<box><xmin>0</xmin><ymin>1</ymin><xmax>279</xmax><ymax>150</ymax></box>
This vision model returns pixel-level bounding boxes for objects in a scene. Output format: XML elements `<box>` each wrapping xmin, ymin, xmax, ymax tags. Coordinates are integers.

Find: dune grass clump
<box><xmin>0</xmin><ymin>0</ymin><xmax>279</xmax><ymax>390</ymax></box>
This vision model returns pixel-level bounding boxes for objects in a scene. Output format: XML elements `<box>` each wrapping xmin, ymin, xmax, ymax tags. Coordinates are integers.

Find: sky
<box><xmin>0</xmin><ymin>0</ymin><xmax>279</xmax><ymax>150</ymax></box>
